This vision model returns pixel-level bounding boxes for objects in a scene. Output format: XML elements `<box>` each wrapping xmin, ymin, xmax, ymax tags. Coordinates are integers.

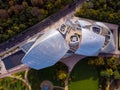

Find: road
<box><xmin>0</xmin><ymin>0</ymin><xmax>84</xmax><ymax>54</ymax></box>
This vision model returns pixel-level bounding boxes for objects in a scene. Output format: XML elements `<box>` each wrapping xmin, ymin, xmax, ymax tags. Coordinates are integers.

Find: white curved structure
<box><xmin>22</xmin><ymin>29</ymin><xmax>69</xmax><ymax>69</ymax></box>
<box><xmin>21</xmin><ymin>18</ymin><xmax>115</xmax><ymax>70</ymax></box>
<box><xmin>76</xmin><ymin>20</ymin><xmax>92</xmax><ymax>27</ymax></box>
<box><xmin>75</xmin><ymin>28</ymin><xmax>105</xmax><ymax>56</ymax></box>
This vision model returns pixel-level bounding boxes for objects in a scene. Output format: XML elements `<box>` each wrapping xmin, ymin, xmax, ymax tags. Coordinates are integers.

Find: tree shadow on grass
<box><xmin>69</xmin><ymin>57</ymin><xmax>98</xmax><ymax>82</ymax></box>
<box><xmin>68</xmin><ymin>58</ymin><xmax>99</xmax><ymax>90</ymax></box>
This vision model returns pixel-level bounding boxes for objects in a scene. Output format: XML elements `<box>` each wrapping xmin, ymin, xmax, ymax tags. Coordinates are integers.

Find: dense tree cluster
<box><xmin>75</xmin><ymin>0</ymin><xmax>120</xmax><ymax>25</ymax></box>
<box><xmin>88</xmin><ymin>57</ymin><xmax>120</xmax><ymax>90</ymax></box>
<box><xmin>0</xmin><ymin>0</ymin><xmax>73</xmax><ymax>43</ymax></box>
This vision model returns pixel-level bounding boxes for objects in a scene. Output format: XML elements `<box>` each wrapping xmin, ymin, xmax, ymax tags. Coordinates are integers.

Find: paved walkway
<box><xmin>60</xmin><ymin>54</ymin><xmax>85</xmax><ymax>90</ymax></box>
<box><xmin>110</xmin><ymin>79</ymin><xmax>120</xmax><ymax>90</ymax></box>
<box><xmin>0</xmin><ymin>64</ymin><xmax>28</xmax><ymax>78</ymax></box>
<box><xmin>8</xmin><ymin>68</ymin><xmax>31</xmax><ymax>90</ymax></box>
<box><xmin>60</xmin><ymin>54</ymin><xmax>85</xmax><ymax>72</ymax></box>
<box><xmin>0</xmin><ymin>59</ymin><xmax>7</xmax><ymax>74</ymax></box>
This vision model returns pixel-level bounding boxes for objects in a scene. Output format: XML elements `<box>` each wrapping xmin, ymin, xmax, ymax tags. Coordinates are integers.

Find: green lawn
<box><xmin>69</xmin><ymin>58</ymin><xmax>99</xmax><ymax>90</ymax></box>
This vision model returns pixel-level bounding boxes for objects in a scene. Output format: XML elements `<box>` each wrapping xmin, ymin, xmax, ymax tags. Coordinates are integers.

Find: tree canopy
<box><xmin>0</xmin><ymin>0</ymin><xmax>73</xmax><ymax>43</ymax></box>
<box><xmin>75</xmin><ymin>0</ymin><xmax>120</xmax><ymax>25</ymax></box>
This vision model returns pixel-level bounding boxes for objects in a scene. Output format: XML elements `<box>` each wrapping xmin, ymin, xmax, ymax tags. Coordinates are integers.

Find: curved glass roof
<box><xmin>22</xmin><ymin>29</ymin><xmax>69</xmax><ymax>70</ymax></box>
<box><xmin>75</xmin><ymin>28</ymin><xmax>105</xmax><ymax>56</ymax></box>
<box><xmin>21</xmin><ymin>18</ymin><xmax>116</xmax><ymax>70</ymax></box>
<box><xmin>95</xmin><ymin>22</ymin><xmax>109</xmax><ymax>30</ymax></box>
<box><xmin>95</xmin><ymin>22</ymin><xmax>115</xmax><ymax>53</ymax></box>
<box><xmin>21</xmin><ymin>41</ymin><xmax>34</xmax><ymax>52</ymax></box>
<box><xmin>77</xmin><ymin>20</ymin><xmax>92</xmax><ymax>27</ymax></box>
<box><xmin>101</xmin><ymin>34</ymin><xmax>115</xmax><ymax>53</ymax></box>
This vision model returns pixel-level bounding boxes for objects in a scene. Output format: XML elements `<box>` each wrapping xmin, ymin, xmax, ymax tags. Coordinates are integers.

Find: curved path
<box><xmin>60</xmin><ymin>54</ymin><xmax>85</xmax><ymax>72</ymax></box>
<box><xmin>8</xmin><ymin>68</ymin><xmax>31</xmax><ymax>90</ymax></box>
<box><xmin>60</xmin><ymin>54</ymin><xmax>85</xmax><ymax>90</ymax></box>
<box><xmin>110</xmin><ymin>79</ymin><xmax>120</xmax><ymax>90</ymax></box>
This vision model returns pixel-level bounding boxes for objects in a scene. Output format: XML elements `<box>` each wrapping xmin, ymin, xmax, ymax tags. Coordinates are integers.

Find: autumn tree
<box><xmin>55</xmin><ymin>0</ymin><xmax>62</xmax><ymax>8</ymax></box>
<box><xmin>22</xmin><ymin>1</ymin><xmax>28</xmax><ymax>8</ymax></box>
<box><xmin>12</xmin><ymin>24</ymin><xmax>20</xmax><ymax>33</ymax></box>
<box><xmin>88</xmin><ymin>57</ymin><xmax>104</xmax><ymax>67</ymax></box>
<box><xmin>46</xmin><ymin>2</ymin><xmax>54</xmax><ymax>14</ymax></box>
<box><xmin>31</xmin><ymin>0</ymin><xmax>44</xmax><ymax>6</ymax></box>
<box><xmin>39</xmin><ymin>9</ymin><xmax>48</xmax><ymax>17</ymax></box>
<box><xmin>30</xmin><ymin>7</ymin><xmax>41</xmax><ymax>18</ymax></box>
<box><xmin>57</xmin><ymin>70</ymin><xmax>67</xmax><ymax>81</ymax></box>
<box><xmin>8</xmin><ymin>0</ymin><xmax>15</xmax><ymax>6</ymax></box>
<box><xmin>19</xmin><ymin>24</ymin><xmax>27</xmax><ymax>30</ymax></box>
<box><xmin>100</xmin><ymin>69</ymin><xmax>113</xmax><ymax>78</ymax></box>
<box><xmin>8</xmin><ymin>6</ymin><xmax>19</xmax><ymax>15</ymax></box>
<box><xmin>0</xmin><ymin>9</ymin><xmax>9</xmax><ymax>19</ymax></box>
<box><xmin>7</xmin><ymin>29</ymin><xmax>15</xmax><ymax>37</ymax></box>
<box><xmin>106</xmin><ymin>57</ymin><xmax>120</xmax><ymax>70</ymax></box>
<box><xmin>113</xmin><ymin>70</ymin><xmax>120</xmax><ymax>79</ymax></box>
<box><xmin>0</xmin><ymin>0</ymin><xmax>73</xmax><ymax>43</ymax></box>
<box><xmin>75</xmin><ymin>0</ymin><xmax>120</xmax><ymax>25</ymax></box>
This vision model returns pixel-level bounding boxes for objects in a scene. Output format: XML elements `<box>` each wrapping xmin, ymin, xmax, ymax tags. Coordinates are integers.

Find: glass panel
<box><xmin>22</xmin><ymin>29</ymin><xmax>69</xmax><ymax>70</ymax></box>
<box><xmin>75</xmin><ymin>28</ymin><xmax>105</xmax><ymax>56</ymax></box>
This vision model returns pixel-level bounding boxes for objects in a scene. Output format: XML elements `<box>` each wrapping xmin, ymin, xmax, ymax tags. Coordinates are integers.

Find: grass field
<box><xmin>69</xmin><ymin>58</ymin><xmax>99</xmax><ymax>90</ymax></box>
